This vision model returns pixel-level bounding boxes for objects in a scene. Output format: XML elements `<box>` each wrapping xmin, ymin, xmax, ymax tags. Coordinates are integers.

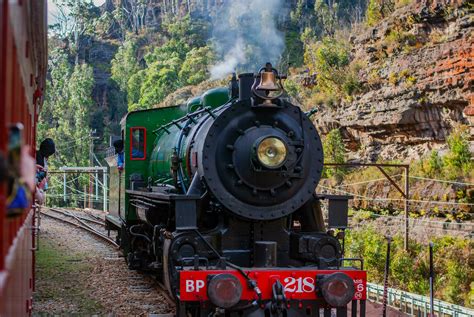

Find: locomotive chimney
<box><xmin>238</xmin><ymin>73</ymin><xmax>254</xmax><ymax>101</ymax></box>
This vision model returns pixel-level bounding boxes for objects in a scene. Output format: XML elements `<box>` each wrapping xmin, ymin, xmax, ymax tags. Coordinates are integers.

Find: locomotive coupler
<box><xmin>269</xmin><ymin>280</ymin><xmax>287</xmax><ymax>316</ymax></box>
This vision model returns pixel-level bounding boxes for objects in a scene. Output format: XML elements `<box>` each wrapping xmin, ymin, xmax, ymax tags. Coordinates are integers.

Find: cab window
<box><xmin>130</xmin><ymin>127</ymin><xmax>146</xmax><ymax>160</ymax></box>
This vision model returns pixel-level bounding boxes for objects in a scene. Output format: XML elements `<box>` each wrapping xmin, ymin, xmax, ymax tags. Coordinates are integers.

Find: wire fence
<box><xmin>43</xmin><ymin>169</ymin><xmax>108</xmax><ymax>211</ymax></box>
<box><xmin>368</xmin><ymin>283</ymin><xmax>474</xmax><ymax>317</ymax></box>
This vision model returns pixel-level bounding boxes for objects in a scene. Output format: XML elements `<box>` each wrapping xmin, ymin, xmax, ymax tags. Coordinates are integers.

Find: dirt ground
<box><xmin>33</xmin><ymin>211</ymin><xmax>174</xmax><ymax>316</ymax></box>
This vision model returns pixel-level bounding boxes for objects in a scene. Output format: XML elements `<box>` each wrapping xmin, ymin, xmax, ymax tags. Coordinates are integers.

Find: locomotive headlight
<box><xmin>256</xmin><ymin>137</ymin><xmax>287</xmax><ymax>168</ymax></box>
<box><xmin>319</xmin><ymin>273</ymin><xmax>355</xmax><ymax>307</ymax></box>
<box><xmin>207</xmin><ymin>274</ymin><xmax>243</xmax><ymax>308</ymax></box>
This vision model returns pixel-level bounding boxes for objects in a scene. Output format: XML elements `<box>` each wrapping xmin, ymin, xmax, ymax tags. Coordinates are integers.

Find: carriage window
<box><xmin>130</xmin><ymin>127</ymin><xmax>146</xmax><ymax>160</ymax></box>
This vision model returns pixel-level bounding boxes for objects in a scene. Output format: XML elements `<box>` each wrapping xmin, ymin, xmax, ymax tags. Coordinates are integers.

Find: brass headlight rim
<box><xmin>256</xmin><ymin>136</ymin><xmax>288</xmax><ymax>169</ymax></box>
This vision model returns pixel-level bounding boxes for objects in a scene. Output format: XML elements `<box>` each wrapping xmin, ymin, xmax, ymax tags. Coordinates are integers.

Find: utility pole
<box><xmin>89</xmin><ymin>129</ymin><xmax>99</xmax><ymax>209</ymax></box>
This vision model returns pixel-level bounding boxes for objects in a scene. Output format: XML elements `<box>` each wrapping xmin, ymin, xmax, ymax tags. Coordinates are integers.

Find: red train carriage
<box><xmin>0</xmin><ymin>1</ymin><xmax>47</xmax><ymax>316</ymax></box>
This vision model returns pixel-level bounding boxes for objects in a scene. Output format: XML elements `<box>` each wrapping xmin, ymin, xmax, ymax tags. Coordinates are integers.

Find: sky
<box><xmin>47</xmin><ymin>0</ymin><xmax>106</xmax><ymax>25</ymax></box>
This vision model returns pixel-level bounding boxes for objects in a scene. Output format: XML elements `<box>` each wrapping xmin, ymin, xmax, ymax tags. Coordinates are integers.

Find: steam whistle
<box><xmin>252</xmin><ymin>63</ymin><xmax>286</xmax><ymax>104</ymax></box>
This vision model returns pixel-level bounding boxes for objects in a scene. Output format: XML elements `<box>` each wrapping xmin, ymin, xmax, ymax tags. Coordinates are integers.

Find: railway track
<box><xmin>40</xmin><ymin>207</ymin><xmax>119</xmax><ymax>248</ymax></box>
<box><xmin>39</xmin><ymin>207</ymin><xmax>176</xmax><ymax>308</ymax></box>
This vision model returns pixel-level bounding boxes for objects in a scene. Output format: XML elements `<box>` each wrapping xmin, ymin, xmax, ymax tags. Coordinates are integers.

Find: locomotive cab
<box><xmin>105</xmin><ymin>63</ymin><xmax>367</xmax><ymax>317</ymax></box>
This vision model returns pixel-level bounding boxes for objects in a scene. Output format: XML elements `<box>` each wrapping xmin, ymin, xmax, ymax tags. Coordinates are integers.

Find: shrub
<box><xmin>304</xmin><ymin>37</ymin><xmax>361</xmax><ymax>101</ymax></box>
<box><xmin>323</xmin><ymin>129</ymin><xmax>346</xmax><ymax>178</ymax></box>
<box><xmin>388</xmin><ymin>72</ymin><xmax>399</xmax><ymax>85</ymax></box>
<box><xmin>425</xmin><ymin>150</ymin><xmax>443</xmax><ymax>177</ymax></box>
<box><xmin>405</xmin><ymin>75</ymin><xmax>417</xmax><ymax>86</ymax></box>
<box><xmin>284</xmin><ymin>78</ymin><xmax>300</xmax><ymax>99</ymax></box>
<box><xmin>345</xmin><ymin>227</ymin><xmax>473</xmax><ymax>306</ymax></box>
<box><xmin>366</xmin><ymin>0</ymin><xmax>395</xmax><ymax>26</ymax></box>
<box><xmin>444</xmin><ymin>125</ymin><xmax>471</xmax><ymax>171</ymax></box>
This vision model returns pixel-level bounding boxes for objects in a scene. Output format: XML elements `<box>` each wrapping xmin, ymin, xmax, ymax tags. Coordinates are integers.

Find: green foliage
<box><xmin>424</xmin><ymin>150</ymin><xmax>443</xmax><ymax>177</ymax></box>
<box><xmin>290</xmin><ymin>0</ymin><xmax>305</xmax><ymax>26</ymax></box>
<box><xmin>412</xmin><ymin>125</ymin><xmax>474</xmax><ymax>181</ymax></box>
<box><xmin>37</xmin><ymin>50</ymin><xmax>95</xmax><ymax>205</ymax></box>
<box><xmin>111</xmin><ymin>15</ymin><xmax>212</xmax><ymax>111</ymax></box>
<box><xmin>127</xmin><ymin>69</ymin><xmax>146</xmax><ymax>110</ymax></box>
<box><xmin>323</xmin><ymin>129</ymin><xmax>346</xmax><ymax>178</ymax></box>
<box><xmin>137</xmin><ymin>56</ymin><xmax>181</xmax><ymax>110</ymax></box>
<box><xmin>304</xmin><ymin>37</ymin><xmax>361</xmax><ymax>102</ymax></box>
<box><xmin>179</xmin><ymin>46</ymin><xmax>215</xmax><ymax>86</ymax></box>
<box><xmin>49</xmin><ymin>0</ymin><xmax>100</xmax><ymax>38</ymax></box>
<box><xmin>385</xmin><ymin>29</ymin><xmax>418</xmax><ymax>52</ymax></box>
<box><xmin>346</xmin><ymin>227</ymin><xmax>473</xmax><ymax>306</ymax></box>
<box><xmin>283</xmin><ymin>31</ymin><xmax>304</xmax><ymax>67</ymax></box>
<box><xmin>163</xmin><ymin>15</ymin><xmax>209</xmax><ymax>48</ymax></box>
<box><xmin>444</xmin><ymin>125</ymin><xmax>472</xmax><ymax>173</ymax></box>
<box><xmin>284</xmin><ymin>78</ymin><xmax>300</xmax><ymax>99</ymax></box>
<box><xmin>111</xmin><ymin>38</ymin><xmax>141</xmax><ymax>93</ymax></box>
<box><xmin>307</xmin><ymin>37</ymin><xmax>350</xmax><ymax>72</ymax></box>
<box><xmin>366</xmin><ymin>0</ymin><xmax>395</xmax><ymax>26</ymax></box>
<box><xmin>314</xmin><ymin>0</ymin><xmax>338</xmax><ymax>36</ymax></box>
<box><xmin>324</xmin><ymin>129</ymin><xmax>346</xmax><ymax>164</ymax></box>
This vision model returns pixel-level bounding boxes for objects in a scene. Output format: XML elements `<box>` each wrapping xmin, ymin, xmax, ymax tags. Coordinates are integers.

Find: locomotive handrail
<box><xmin>152</xmin><ymin>106</ymin><xmax>217</xmax><ymax>135</ymax></box>
<box><xmin>339</xmin><ymin>258</ymin><xmax>364</xmax><ymax>270</ymax></box>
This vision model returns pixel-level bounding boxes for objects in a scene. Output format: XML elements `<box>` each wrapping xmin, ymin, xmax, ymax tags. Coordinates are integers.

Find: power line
<box><xmin>319</xmin><ymin>185</ymin><xmax>474</xmax><ymax>206</ymax></box>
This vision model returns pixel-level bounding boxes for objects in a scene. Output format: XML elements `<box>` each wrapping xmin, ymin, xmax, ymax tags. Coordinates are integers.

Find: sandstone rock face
<box><xmin>315</xmin><ymin>0</ymin><xmax>473</xmax><ymax>162</ymax></box>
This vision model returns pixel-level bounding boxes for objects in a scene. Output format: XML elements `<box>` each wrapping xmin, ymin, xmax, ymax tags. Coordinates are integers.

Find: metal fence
<box><xmin>367</xmin><ymin>283</ymin><xmax>474</xmax><ymax>317</ymax></box>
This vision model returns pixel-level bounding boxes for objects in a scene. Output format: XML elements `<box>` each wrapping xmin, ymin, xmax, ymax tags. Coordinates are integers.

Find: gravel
<box><xmin>33</xmin><ymin>209</ymin><xmax>174</xmax><ymax>316</ymax></box>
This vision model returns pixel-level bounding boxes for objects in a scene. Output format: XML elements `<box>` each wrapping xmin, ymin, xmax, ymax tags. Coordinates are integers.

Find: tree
<box><xmin>304</xmin><ymin>37</ymin><xmax>356</xmax><ymax>100</ymax></box>
<box><xmin>444</xmin><ymin>125</ymin><xmax>472</xmax><ymax>174</ymax></box>
<box><xmin>179</xmin><ymin>46</ymin><xmax>215</xmax><ymax>85</ymax></box>
<box><xmin>127</xmin><ymin>69</ymin><xmax>146</xmax><ymax>110</ymax></box>
<box><xmin>366</xmin><ymin>0</ymin><xmax>395</xmax><ymax>26</ymax></box>
<box><xmin>323</xmin><ymin>129</ymin><xmax>346</xmax><ymax>178</ymax></box>
<box><xmin>111</xmin><ymin>38</ymin><xmax>141</xmax><ymax>92</ymax></box>
<box><xmin>163</xmin><ymin>14</ymin><xmax>209</xmax><ymax>48</ymax></box>
<box><xmin>110</xmin><ymin>14</ymin><xmax>212</xmax><ymax>110</ymax></box>
<box><xmin>37</xmin><ymin>49</ymin><xmax>95</xmax><ymax>204</ymax></box>
<box><xmin>314</xmin><ymin>0</ymin><xmax>339</xmax><ymax>36</ymax></box>
<box><xmin>137</xmin><ymin>56</ymin><xmax>181</xmax><ymax>110</ymax></box>
<box><xmin>49</xmin><ymin>0</ymin><xmax>100</xmax><ymax>63</ymax></box>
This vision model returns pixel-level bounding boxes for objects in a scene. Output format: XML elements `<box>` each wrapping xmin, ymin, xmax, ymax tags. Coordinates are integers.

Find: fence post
<box><xmin>83</xmin><ymin>185</ymin><xmax>87</xmax><ymax>209</ymax></box>
<box><xmin>429</xmin><ymin>242</ymin><xmax>434</xmax><ymax>317</ymax></box>
<box><xmin>63</xmin><ymin>172</ymin><xmax>66</xmax><ymax>203</ymax></box>
<box><xmin>404</xmin><ymin>166</ymin><xmax>409</xmax><ymax>251</ymax></box>
<box><xmin>95</xmin><ymin>170</ymin><xmax>98</xmax><ymax>201</ymax></box>
<box><xmin>382</xmin><ymin>237</ymin><xmax>392</xmax><ymax>317</ymax></box>
<box><xmin>103</xmin><ymin>170</ymin><xmax>107</xmax><ymax>212</ymax></box>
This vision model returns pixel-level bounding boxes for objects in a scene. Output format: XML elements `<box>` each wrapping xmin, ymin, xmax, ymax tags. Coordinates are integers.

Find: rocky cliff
<box><xmin>315</xmin><ymin>0</ymin><xmax>473</xmax><ymax>162</ymax></box>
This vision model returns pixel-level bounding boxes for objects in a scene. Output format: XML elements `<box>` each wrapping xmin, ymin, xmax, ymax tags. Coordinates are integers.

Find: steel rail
<box><xmin>156</xmin><ymin>281</ymin><xmax>176</xmax><ymax>308</ymax></box>
<box><xmin>83</xmin><ymin>209</ymin><xmax>104</xmax><ymax>221</ymax></box>
<box><xmin>41</xmin><ymin>208</ymin><xmax>119</xmax><ymax>248</ymax></box>
<box><xmin>49</xmin><ymin>207</ymin><xmax>105</xmax><ymax>226</ymax></box>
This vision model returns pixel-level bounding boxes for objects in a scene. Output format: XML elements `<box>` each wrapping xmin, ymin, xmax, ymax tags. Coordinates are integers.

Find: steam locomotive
<box><xmin>105</xmin><ymin>63</ymin><xmax>367</xmax><ymax>317</ymax></box>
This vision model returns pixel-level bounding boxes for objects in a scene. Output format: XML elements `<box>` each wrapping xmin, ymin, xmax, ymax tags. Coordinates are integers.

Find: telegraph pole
<box><xmin>89</xmin><ymin>129</ymin><xmax>99</xmax><ymax>208</ymax></box>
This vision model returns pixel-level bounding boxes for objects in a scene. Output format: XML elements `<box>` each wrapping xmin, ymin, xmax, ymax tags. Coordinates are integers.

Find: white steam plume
<box><xmin>210</xmin><ymin>0</ymin><xmax>286</xmax><ymax>80</ymax></box>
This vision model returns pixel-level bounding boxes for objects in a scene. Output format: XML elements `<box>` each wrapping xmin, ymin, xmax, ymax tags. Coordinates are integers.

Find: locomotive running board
<box><xmin>105</xmin><ymin>214</ymin><xmax>122</xmax><ymax>230</ymax></box>
<box><xmin>126</xmin><ymin>189</ymin><xmax>199</xmax><ymax>230</ymax></box>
